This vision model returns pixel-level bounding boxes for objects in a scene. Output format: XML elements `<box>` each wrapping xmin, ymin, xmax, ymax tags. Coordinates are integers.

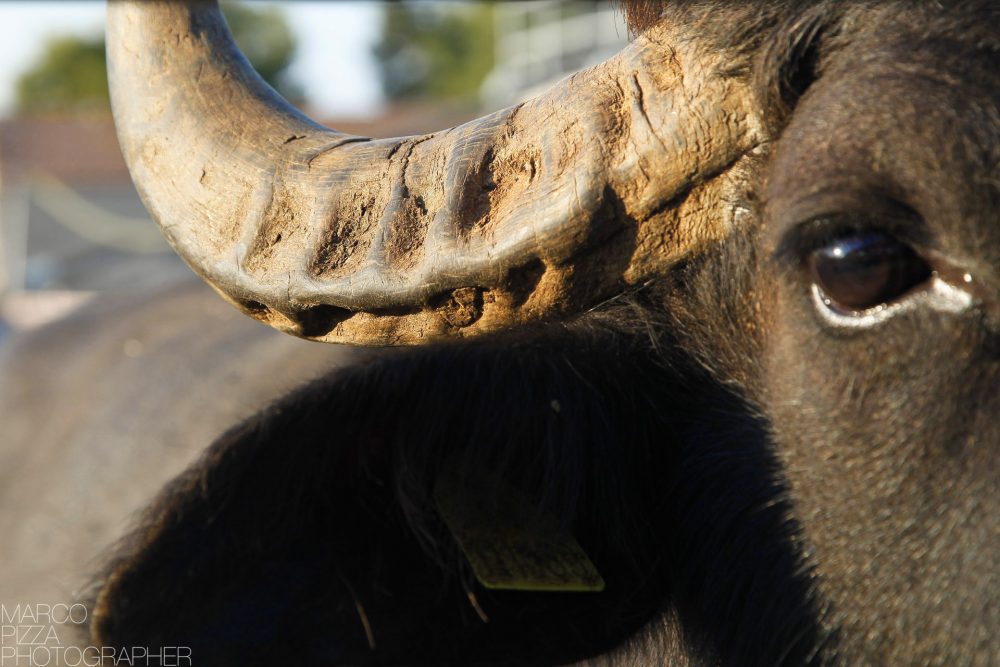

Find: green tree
<box><xmin>373</xmin><ymin>3</ymin><xmax>495</xmax><ymax>102</ymax></box>
<box><xmin>222</xmin><ymin>3</ymin><xmax>302</xmax><ymax>103</ymax></box>
<box><xmin>15</xmin><ymin>36</ymin><xmax>109</xmax><ymax>115</ymax></box>
<box><xmin>14</xmin><ymin>2</ymin><xmax>301</xmax><ymax>116</ymax></box>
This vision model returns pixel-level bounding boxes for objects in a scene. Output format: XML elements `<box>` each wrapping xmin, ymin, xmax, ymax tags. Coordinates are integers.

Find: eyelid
<box><xmin>771</xmin><ymin>209</ymin><xmax>931</xmax><ymax>271</ymax></box>
<box><xmin>810</xmin><ymin>277</ymin><xmax>974</xmax><ymax>330</ymax></box>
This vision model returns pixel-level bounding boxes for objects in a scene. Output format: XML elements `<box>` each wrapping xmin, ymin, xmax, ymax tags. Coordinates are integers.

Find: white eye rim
<box><xmin>811</xmin><ymin>275</ymin><xmax>974</xmax><ymax>329</ymax></box>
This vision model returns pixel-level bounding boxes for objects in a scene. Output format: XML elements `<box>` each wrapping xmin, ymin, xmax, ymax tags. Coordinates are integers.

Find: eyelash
<box><xmin>771</xmin><ymin>214</ymin><xmax>930</xmax><ymax>272</ymax></box>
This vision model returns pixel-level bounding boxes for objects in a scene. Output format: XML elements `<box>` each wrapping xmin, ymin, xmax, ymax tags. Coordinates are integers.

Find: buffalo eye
<box><xmin>808</xmin><ymin>231</ymin><xmax>932</xmax><ymax>312</ymax></box>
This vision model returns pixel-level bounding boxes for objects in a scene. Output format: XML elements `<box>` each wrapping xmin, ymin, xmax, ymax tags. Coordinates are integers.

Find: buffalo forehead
<box><xmin>764</xmin><ymin>38</ymin><xmax>1000</xmax><ymax>281</ymax></box>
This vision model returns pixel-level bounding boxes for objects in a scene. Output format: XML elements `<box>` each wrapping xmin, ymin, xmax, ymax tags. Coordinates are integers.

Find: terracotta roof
<box><xmin>0</xmin><ymin>116</ymin><xmax>128</xmax><ymax>186</ymax></box>
<box><xmin>321</xmin><ymin>101</ymin><xmax>480</xmax><ymax>138</ymax></box>
<box><xmin>0</xmin><ymin>102</ymin><xmax>481</xmax><ymax>187</ymax></box>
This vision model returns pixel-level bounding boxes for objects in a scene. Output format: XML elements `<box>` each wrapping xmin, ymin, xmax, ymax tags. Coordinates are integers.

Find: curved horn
<box><xmin>107</xmin><ymin>1</ymin><xmax>762</xmax><ymax>345</ymax></box>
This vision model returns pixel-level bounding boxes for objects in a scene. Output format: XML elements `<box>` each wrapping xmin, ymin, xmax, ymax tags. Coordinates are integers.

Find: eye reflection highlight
<box><xmin>808</xmin><ymin>232</ymin><xmax>931</xmax><ymax>312</ymax></box>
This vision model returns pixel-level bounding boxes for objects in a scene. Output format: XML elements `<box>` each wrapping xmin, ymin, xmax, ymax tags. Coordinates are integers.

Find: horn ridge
<box><xmin>108</xmin><ymin>1</ymin><xmax>762</xmax><ymax>344</ymax></box>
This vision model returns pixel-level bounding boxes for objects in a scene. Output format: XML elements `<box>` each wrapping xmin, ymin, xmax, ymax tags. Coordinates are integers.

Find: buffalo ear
<box><xmin>85</xmin><ymin>330</ymin><xmax>684</xmax><ymax>664</ymax></box>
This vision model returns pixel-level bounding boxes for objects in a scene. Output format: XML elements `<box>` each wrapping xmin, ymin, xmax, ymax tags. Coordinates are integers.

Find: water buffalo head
<box><xmin>98</xmin><ymin>1</ymin><xmax>999</xmax><ymax>664</ymax></box>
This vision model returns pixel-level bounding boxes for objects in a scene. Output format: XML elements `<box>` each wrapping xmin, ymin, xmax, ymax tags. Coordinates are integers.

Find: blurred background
<box><xmin>0</xmin><ymin>1</ymin><xmax>629</xmax><ymax>340</ymax></box>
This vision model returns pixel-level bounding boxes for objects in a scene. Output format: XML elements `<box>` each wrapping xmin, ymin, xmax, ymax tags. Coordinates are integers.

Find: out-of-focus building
<box><xmin>0</xmin><ymin>117</ymin><xmax>170</xmax><ymax>291</ymax></box>
<box><xmin>480</xmin><ymin>1</ymin><xmax>630</xmax><ymax>108</ymax></box>
<box><xmin>0</xmin><ymin>117</ymin><xmax>173</xmax><ymax>331</ymax></box>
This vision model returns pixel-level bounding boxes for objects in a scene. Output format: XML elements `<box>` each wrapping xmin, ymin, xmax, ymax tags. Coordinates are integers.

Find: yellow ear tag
<box><xmin>432</xmin><ymin>460</ymin><xmax>605</xmax><ymax>593</ymax></box>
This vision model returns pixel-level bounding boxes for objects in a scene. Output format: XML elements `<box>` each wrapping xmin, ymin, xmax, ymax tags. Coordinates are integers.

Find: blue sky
<box><xmin>0</xmin><ymin>1</ymin><xmax>384</xmax><ymax>118</ymax></box>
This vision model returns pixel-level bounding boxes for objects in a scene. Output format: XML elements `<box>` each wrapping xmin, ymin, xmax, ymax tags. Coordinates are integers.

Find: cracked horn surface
<box><xmin>107</xmin><ymin>1</ymin><xmax>762</xmax><ymax>345</ymax></box>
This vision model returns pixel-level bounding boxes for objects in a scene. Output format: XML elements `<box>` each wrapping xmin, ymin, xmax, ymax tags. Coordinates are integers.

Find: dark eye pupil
<box><xmin>809</xmin><ymin>232</ymin><xmax>931</xmax><ymax>311</ymax></box>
